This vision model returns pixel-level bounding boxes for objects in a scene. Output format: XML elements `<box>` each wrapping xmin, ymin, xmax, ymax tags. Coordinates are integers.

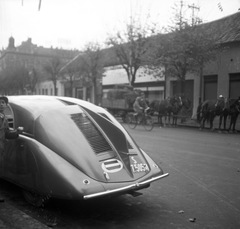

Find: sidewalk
<box><xmin>0</xmin><ymin>200</ymin><xmax>48</xmax><ymax>229</ymax></box>
<box><xmin>119</xmin><ymin>114</ymin><xmax>240</xmax><ymax>131</ymax></box>
<box><xmin>151</xmin><ymin>115</ymin><xmax>240</xmax><ymax>131</ymax></box>
<box><xmin>177</xmin><ymin>116</ymin><xmax>240</xmax><ymax>131</ymax></box>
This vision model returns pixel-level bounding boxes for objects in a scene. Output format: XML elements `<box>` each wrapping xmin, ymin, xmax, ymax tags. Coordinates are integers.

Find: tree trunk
<box><xmin>70</xmin><ymin>79</ymin><xmax>74</xmax><ymax>97</ymax></box>
<box><xmin>92</xmin><ymin>77</ymin><xmax>97</xmax><ymax>104</ymax></box>
<box><xmin>53</xmin><ymin>80</ymin><xmax>57</xmax><ymax>96</ymax></box>
<box><xmin>180</xmin><ymin>79</ymin><xmax>185</xmax><ymax>96</ymax></box>
<box><xmin>199</xmin><ymin>65</ymin><xmax>203</xmax><ymax>101</ymax></box>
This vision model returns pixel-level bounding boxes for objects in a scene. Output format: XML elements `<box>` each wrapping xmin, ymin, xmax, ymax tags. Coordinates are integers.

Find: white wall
<box><xmin>35</xmin><ymin>80</ymin><xmax>64</xmax><ymax>96</ymax></box>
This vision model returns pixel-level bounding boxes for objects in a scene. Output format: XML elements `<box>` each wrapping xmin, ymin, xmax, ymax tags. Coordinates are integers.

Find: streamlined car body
<box><xmin>0</xmin><ymin>96</ymin><xmax>168</xmax><ymax>205</ymax></box>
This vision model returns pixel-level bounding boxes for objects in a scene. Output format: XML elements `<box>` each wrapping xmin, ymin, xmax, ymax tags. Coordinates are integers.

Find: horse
<box><xmin>149</xmin><ymin>98</ymin><xmax>172</xmax><ymax>126</ymax></box>
<box><xmin>228</xmin><ymin>98</ymin><xmax>240</xmax><ymax>132</ymax></box>
<box><xmin>171</xmin><ymin>96</ymin><xmax>184</xmax><ymax>126</ymax></box>
<box><xmin>199</xmin><ymin>98</ymin><xmax>229</xmax><ymax>131</ymax></box>
<box><xmin>175</xmin><ymin>96</ymin><xmax>192</xmax><ymax>124</ymax></box>
<box><xmin>149</xmin><ymin>96</ymin><xmax>189</xmax><ymax>126</ymax></box>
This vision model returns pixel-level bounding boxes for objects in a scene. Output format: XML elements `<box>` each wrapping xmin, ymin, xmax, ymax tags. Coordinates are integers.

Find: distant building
<box><xmin>0</xmin><ymin>37</ymin><xmax>78</xmax><ymax>95</ymax></box>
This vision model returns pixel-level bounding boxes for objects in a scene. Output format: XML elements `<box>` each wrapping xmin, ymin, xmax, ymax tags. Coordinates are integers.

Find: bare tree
<box><xmin>64</xmin><ymin>65</ymin><xmax>79</xmax><ymax>97</ymax></box>
<box><xmin>79</xmin><ymin>42</ymin><xmax>104</xmax><ymax>104</ymax></box>
<box><xmin>186</xmin><ymin>25</ymin><xmax>220</xmax><ymax>100</ymax></box>
<box><xmin>27</xmin><ymin>67</ymin><xmax>39</xmax><ymax>94</ymax></box>
<box><xmin>106</xmin><ymin>16</ymin><xmax>157</xmax><ymax>86</ymax></box>
<box><xmin>0</xmin><ymin>64</ymin><xmax>29</xmax><ymax>95</ymax></box>
<box><xmin>61</xmin><ymin>59</ymin><xmax>83</xmax><ymax>97</ymax></box>
<box><xmin>150</xmin><ymin>2</ymin><xmax>218</xmax><ymax>98</ymax></box>
<box><xmin>43</xmin><ymin>56</ymin><xmax>62</xmax><ymax>95</ymax></box>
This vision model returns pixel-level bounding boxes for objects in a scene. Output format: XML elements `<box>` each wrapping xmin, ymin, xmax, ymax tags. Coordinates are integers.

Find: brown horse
<box><xmin>149</xmin><ymin>98</ymin><xmax>172</xmax><ymax>126</ymax></box>
<box><xmin>149</xmin><ymin>96</ymin><xmax>190</xmax><ymax>126</ymax></box>
<box><xmin>199</xmin><ymin>98</ymin><xmax>230</xmax><ymax>131</ymax></box>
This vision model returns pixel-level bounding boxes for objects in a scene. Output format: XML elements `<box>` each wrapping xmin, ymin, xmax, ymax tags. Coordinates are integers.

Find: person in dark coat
<box><xmin>133</xmin><ymin>92</ymin><xmax>149</xmax><ymax>123</ymax></box>
<box><xmin>0</xmin><ymin>96</ymin><xmax>21</xmax><ymax>202</ymax></box>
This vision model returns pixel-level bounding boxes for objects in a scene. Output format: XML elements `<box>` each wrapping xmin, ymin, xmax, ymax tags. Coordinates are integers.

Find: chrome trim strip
<box><xmin>83</xmin><ymin>173</ymin><xmax>169</xmax><ymax>200</ymax></box>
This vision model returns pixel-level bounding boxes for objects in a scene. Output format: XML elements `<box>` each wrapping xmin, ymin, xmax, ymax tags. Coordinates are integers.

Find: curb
<box><xmin>0</xmin><ymin>201</ymin><xmax>48</xmax><ymax>229</ymax></box>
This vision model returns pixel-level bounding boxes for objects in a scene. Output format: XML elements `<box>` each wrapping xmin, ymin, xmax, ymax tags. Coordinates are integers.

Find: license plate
<box><xmin>130</xmin><ymin>156</ymin><xmax>149</xmax><ymax>173</ymax></box>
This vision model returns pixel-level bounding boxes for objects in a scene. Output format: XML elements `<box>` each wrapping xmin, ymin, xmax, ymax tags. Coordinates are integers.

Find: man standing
<box><xmin>0</xmin><ymin>96</ymin><xmax>20</xmax><ymax>203</ymax></box>
<box><xmin>215</xmin><ymin>95</ymin><xmax>225</xmax><ymax>107</ymax></box>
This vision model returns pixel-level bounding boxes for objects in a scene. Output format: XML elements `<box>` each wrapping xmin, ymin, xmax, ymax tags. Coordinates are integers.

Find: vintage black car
<box><xmin>0</xmin><ymin>96</ymin><xmax>168</xmax><ymax>206</ymax></box>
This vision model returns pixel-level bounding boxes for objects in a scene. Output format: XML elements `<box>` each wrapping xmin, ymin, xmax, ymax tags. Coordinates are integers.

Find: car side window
<box><xmin>4</xmin><ymin>104</ymin><xmax>14</xmax><ymax>128</ymax></box>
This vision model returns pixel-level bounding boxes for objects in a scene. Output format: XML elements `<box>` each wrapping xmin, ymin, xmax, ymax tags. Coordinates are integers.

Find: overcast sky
<box><xmin>0</xmin><ymin>0</ymin><xmax>240</xmax><ymax>50</ymax></box>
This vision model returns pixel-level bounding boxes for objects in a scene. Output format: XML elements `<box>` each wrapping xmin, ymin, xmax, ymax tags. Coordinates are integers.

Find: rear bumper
<box><xmin>83</xmin><ymin>173</ymin><xmax>169</xmax><ymax>200</ymax></box>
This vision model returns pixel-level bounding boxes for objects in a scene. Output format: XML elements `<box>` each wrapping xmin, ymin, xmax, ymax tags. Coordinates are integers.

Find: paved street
<box><xmin>125</xmin><ymin>125</ymin><xmax>240</xmax><ymax>229</ymax></box>
<box><xmin>0</xmin><ymin>125</ymin><xmax>240</xmax><ymax>228</ymax></box>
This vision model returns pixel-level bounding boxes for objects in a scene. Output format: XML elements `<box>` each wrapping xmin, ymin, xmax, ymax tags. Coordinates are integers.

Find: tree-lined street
<box><xmin>1</xmin><ymin>1</ymin><xmax>240</xmax><ymax>228</ymax></box>
<box><xmin>1</xmin><ymin>126</ymin><xmax>239</xmax><ymax>228</ymax></box>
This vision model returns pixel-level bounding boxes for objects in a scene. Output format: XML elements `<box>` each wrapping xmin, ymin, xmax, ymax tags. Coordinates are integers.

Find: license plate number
<box><xmin>131</xmin><ymin>163</ymin><xmax>149</xmax><ymax>173</ymax></box>
<box><xmin>130</xmin><ymin>156</ymin><xmax>149</xmax><ymax>173</ymax></box>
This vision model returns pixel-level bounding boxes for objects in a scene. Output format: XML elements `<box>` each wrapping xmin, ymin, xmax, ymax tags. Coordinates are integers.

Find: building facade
<box><xmin>164</xmin><ymin>12</ymin><xmax>240</xmax><ymax>117</ymax></box>
<box><xmin>0</xmin><ymin>37</ymin><xmax>78</xmax><ymax>96</ymax></box>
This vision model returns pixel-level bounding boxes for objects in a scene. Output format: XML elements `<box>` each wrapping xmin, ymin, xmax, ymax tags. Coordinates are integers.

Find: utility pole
<box><xmin>179</xmin><ymin>0</ymin><xmax>184</xmax><ymax>30</ymax></box>
<box><xmin>188</xmin><ymin>3</ymin><xmax>200</xmax><ymax>26</ymax></box>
